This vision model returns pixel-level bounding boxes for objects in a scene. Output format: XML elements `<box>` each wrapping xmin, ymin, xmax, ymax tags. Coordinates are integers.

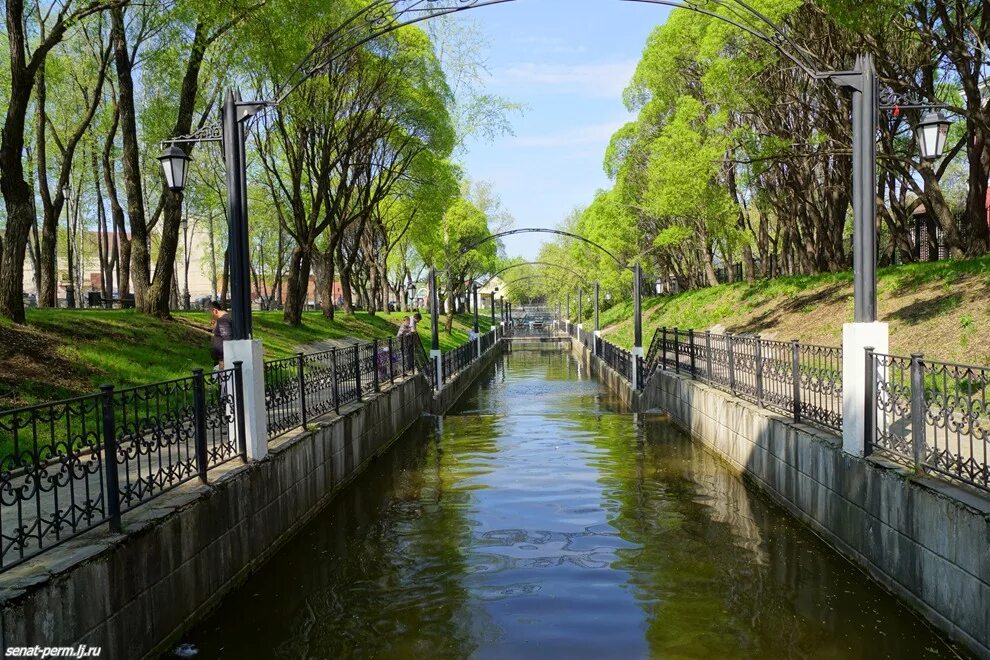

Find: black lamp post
<box><xmin>578</xmin><ymin>288</ymin><xmax>583</xmax><ymax>326</ymax></box>
<box><xmin>62</xmin><ymin>185</ymin><xmax>75</xmax><ymax>309</ymax></box>
<box><xmin>593</xmin><ymin>282</ymin><xmax>600</xmax><ymax>333</ymax></box>
<box><xmin>429</xmin><ymin>266</ymin><xmax>440</xmax><ymax>353</ymax></box>
<box><xmin>490</xmin><ymin>289</ymin><xmax>496</xmax><ymax>325</ymax></box>
<box><xmin>473</xmin><ymin>283</ymin><xmax>480</xmax><ymax>334</ymax></box>
<box><xmin>181</xmin><ymin>212</ymin><xmax>191</xmax><ymax>311</ymax></box>
<box><xmin>159</xmin><ymin>90</ymin><xmax>269</xmax><ymax>340</ymax></box>
<box><xmin>405</xmin><ymin>276</ymin><xmax>416</xmax><ymax>311</ymax></box>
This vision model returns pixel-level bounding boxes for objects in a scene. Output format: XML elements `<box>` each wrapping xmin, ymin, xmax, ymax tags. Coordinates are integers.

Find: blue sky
<box><xmin>450</xmin><ymin>0</ymin><xmax>671</xmax><ymax>260</ymax></box>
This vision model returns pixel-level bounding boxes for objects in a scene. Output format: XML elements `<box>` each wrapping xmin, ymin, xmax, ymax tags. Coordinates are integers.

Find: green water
<box><xmin>185</xmin><ymin>350</ymin><xmax>962</xmax><ymax>659</ymax></box>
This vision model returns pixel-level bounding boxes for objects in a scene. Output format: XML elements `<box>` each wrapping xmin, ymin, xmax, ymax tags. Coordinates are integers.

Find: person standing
<box><xmin>210</xmin><ymin>302</ymin><xmax>234</xmax><ymax>369</ymax></box>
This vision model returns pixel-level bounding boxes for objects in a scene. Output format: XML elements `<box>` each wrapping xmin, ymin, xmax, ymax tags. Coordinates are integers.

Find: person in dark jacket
<box><xmin>210</xmin><ymin>302</ymin><xmax>234</xmax><ymax>368</ymax></box>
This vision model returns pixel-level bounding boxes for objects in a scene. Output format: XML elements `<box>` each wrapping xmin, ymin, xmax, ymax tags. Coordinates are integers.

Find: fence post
<box><xmin>372</xmin><ymin>339</ymin><xmax>381</xmax><ymax>393</ymax></box>
<box><xmin>296</xmin><ymin>352</ymin><xmax>308</xmax><ymax>429</ymax></box>
<box><xmin>910</xmin><ymin>353</ymin><xmax>926</xmax><ymax>471</ymax></box>
<box><xmin>864</xmin><ymin>347</ymin><xmax>875</xmax><ymax>456</ymax></box>
<box><xmin>99</xmin><ymin>384</ymin><xmax>122</xmax><ymax>533</ymax></box>
<box><xmin>727</xmin><ymin>334</ymin><xmax>736</xmax><ymax>394</ymax></box>
<box><xmin>791</xmin><ymin>340</ymin><xmax>801</xmax><ymax>423</ymax></box>
<box><xmin>755</xmin><ymin>337</ymin><xmax>764</xmax><ymax>407</ymax></box>
<box><xmin>705</xmin><ymin>331</ymin><xmax>713</xmax><ymax>383</ymax></box>
<box><xmin>661</xmin><ymin>327</ymin><xmax>667</xmax><ymax>369</ymax></box>
<box><xmin>192</xmin><ymin>369</ymin><xmax>209</xmax><ymax>484</ymax></box>
<box><xmin>388</xmin><ymin>337</ymin><xmax>395</xmax><ymax>384</ymax></box>
<box><xmin>331</xmin><ymin>349</ymin><xmax>340</xmax><ymax>414</ymax></box>
<box><xmin>688</xmin><ymin>329</ymin><xmax>696</xmax><ymax>376</ymax></box>
<box><xmin>673</xmin><ymin>327</ymin><xmax>680</xmax><ymax>374</ymax></box>
<box><xmin>233</xmin><ymin>361</ymin><xmax>247</xmax><ymax>461</ymax></box>
<box><xmin>354</xmin><ymin>344</ymin><xmax>363</xmax><ymax>399</ymax></box>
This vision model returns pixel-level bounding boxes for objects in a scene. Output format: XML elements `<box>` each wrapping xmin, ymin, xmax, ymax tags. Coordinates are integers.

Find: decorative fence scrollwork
<box><xmin>870</xmin><ymin>352</ymin><xmax>990</xmax><ymax>493</ymax></box>
<box><xmin>642</xmin><ymin>327</ymin><xmax>843</xmax><ymax>433</ymax></box>
<box><xmin>0</xmin><ymin>364</ymin><xmax>246</xmax><ymax>571</ymax></box>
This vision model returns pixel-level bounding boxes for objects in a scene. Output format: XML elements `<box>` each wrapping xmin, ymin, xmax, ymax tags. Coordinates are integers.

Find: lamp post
<box><xmin>472</xmin><ymin>283</ymin><xmax>480</xmax><ymax>334</ymax></box>
<box><xmin>578</xmin><ymin>288</ymin><xmax>583</xmax><ymax>330</ymax></box>
<box><xmin>490</xmin><ymin>289</ymin><xmax>496</xmax><ymax>325</ymax></box>
<box><xmin>181</xmin><ymin>211</ymin><xmax>191</xmax><ymax>311</ymax></box>
<box><xmin>159</xmin><ymin>90</ymin><xmax>269</xmax><ymax>340</ymax></box>
<box><xmin>593</xmin><ymin>281</ymin><xmax>600</xmax><ymax>338</ymax></box>
<box><xmin>429</xmin><ymin>266</ymin><xmax>442</xmax><ymax>387</ymax></box>
<box><xmin>405</xmin><ymin>276</ymin><xmax>416</xmax><ymax>311</ymax></box>
<box><xmin>62</xmin><ymin>185</ymin><xmax>75</xmax><ymax>309</ymax></box>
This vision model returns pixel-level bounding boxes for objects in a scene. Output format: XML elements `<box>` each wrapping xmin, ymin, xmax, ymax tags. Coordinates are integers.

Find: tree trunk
<box><xmin>111</xmin><ymin>6</ymin><xmax>151</xmax><ymax>308</ymax></box>
<box><xmin>283</xmin><ymin>245</ymin><xmax>312</xmax><ymax>326</ymax></box>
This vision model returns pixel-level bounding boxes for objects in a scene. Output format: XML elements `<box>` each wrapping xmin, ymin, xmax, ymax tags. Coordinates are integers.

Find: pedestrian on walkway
<box><xmin>211</xmin><ymin>302</ymin><xmax>234</xmax><ymax>369</ymax></box>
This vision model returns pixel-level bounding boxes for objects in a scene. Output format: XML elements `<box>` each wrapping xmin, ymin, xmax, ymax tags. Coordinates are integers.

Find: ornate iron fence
<box><xmin>442</xmin><ymin>340</ymin><xmax>477</xmax><ymax>383</ymax></box>
<box><xmin>869</xmin><ymin>351</ymin><xmax>990</xmax><ymax>493</ymax></box>
<box><xmin>600</xmin><ymin>340</ymin><xmax>633</xmax><ymax>382</ymax></box>
<box><xmin>0</xmin><ymin>364</ymin><xmax>245</xmax><ymax>571</ymax></box>
<box><xmin>264</xmin><ymin>334</ymin><xmax>420</xmax><ymax>441</ymax></box>
<box><xmin>643</xmin><ymin>327</ymin><xmax>843</xmax><ymax>433</ymax></box>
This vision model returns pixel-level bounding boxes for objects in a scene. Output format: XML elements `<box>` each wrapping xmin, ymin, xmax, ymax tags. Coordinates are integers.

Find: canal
<box><xmin>185</xmin><ymin>349</ymin><xmax>961</xmax><ymax>658</ymax></box>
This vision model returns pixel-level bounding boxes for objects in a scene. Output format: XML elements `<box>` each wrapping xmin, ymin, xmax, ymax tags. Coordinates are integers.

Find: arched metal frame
<box><xmin>479</xmin><ymin>260</ymin><xmax>589</xmax><ymax>287</ymax></box>
<box><xmin>462</xmin><ymin>228</ymin><xmax>627</xmax><ymax>270</ymax></box>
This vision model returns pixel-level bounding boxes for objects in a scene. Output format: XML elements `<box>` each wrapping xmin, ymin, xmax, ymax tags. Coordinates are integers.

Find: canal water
<box><xmin>185</xmin><ymin>349</ymin><xmax>962</xmax><ymax>659</ymax></box>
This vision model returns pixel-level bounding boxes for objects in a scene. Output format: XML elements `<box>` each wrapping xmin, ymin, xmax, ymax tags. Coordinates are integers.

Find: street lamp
<box><xmin>605</xmin><ymin>291</ymin><xmax>612</xmax><ymax>303</ymax></box>
<box><xmin>472</xmin><ymin>283</ymin><xmax>480</xmax><ymax>334</ymax></box>
<box><xmin>405</xmin><ymin>276</ymin><xmax>416</xmax><ymax>310</ymax></box>
<box><xmin>62</xmin><ymin>185</ymin><xmax>75</xmax><ymax>309</ymax></box>
<box><xmin>915</xmin><ymin>111</ymin><xmax>951</xmax><ymax>161</ymax></box>
<box><xmin>157</xmin><ymin>146</ymin><xmax>191</xmax><ymax>192</ymax></box>
<box><xmin>159</xmin><ymin>90</ymin><xmax>270</xmax><ymax>340</ymax></box>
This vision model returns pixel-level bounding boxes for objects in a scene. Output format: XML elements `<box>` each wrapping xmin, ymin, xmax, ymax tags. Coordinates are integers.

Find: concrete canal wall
<box><xmin>638</xmin><ymin>367</ymin><xmax>990</xmax><ymax>658</ymax></box>
<box><xmin>0</xmin><ymin>374</ymin><xmax>432</xmax><ymax>659</ymax></box>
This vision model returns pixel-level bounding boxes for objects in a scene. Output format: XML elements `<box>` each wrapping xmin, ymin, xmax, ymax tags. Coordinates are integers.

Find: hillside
<box><xmin>0</xmin><ymin>309</ymin><xmax>491</xmax><ymax>407</ymax></box>
<box><xmin>595</xmin><ymin>257</ymin><xmax>990</xmax><ymax>365</ymax></box>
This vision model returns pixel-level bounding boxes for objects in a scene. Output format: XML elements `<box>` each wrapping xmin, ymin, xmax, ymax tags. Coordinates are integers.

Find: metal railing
<box><xmin>264</xmin><ymin>334</ymin><xmax>419</xmax><ymax>440</ymax></box>
<box><xmin>869</xmin><ymin>351</ymin><xmax>990</xmax><ymax>493</ymax></box>
<box><xmin>600</xmin><ymin>339</ymin><xmax>633</xmax><ymax>382</ymax></box>
<box><xmin>644</xmin><ymin>327</ymin><xmax>843</xmax><ymax>433</ymax></box>
<box><xmin>442</xmin><ymin>340</ymin><xmax>477</xmax><ymax>383</ymax></box>
<box><xmin>433</xmin><ymin>326</ymin><xmax>504</xmax><ymax>388</ymax></box>
<box><xmin>0</xmin><ymin>364</ymin><xmax>246</xmax><ymax>571</ymax></box>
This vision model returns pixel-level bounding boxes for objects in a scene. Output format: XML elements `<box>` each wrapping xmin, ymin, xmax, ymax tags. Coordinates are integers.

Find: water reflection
<box><xmin>185</xmin><ymin>350</ymin><xmax>962</xmax><ymax>659</ymax></box>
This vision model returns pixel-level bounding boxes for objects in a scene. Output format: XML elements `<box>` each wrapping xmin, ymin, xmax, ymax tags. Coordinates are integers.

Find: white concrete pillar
<box><xmin>431</xmin><ymin>349</ymin><xmax>443</xmax><ymax>390</ymax></box>
<box><xmin>842</xmin><ymin>322</ymin><xmax>888</xmax><ymax>456</ymax></box>
<box><xmin>224</xmin><ymin>339</ymin><xmax>268</xmax><ymax>461</ymax></box>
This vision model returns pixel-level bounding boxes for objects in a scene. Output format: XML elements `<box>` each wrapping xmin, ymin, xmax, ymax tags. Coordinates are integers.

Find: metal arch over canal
<box><xmin>482</xmin><ymin>260</ymin><xmax>589</xmax><ymax>285</ymax></box>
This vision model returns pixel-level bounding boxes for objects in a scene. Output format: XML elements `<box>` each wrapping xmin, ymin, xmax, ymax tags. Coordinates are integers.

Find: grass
<box><xmin>0</xmin><ymin>308</ymin><xmax>493</xmax><ymax>407</ymax></box>
<box><xmin>577</xmin><ymin>256</ymin><xmax>990</xmax><ymax>365</ymax></box>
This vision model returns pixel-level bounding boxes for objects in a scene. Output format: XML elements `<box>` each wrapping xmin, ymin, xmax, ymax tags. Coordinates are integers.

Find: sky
<box><xmin>449</xmin><ymin>0</ymin><xmax>672</xmax><ymax>260</ymax></box>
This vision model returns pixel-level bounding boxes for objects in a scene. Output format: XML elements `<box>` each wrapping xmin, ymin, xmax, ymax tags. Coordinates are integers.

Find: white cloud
<box><xmin>490</xmin><ymin>60</ymin><xmax>637</xmax><ymax>97</ymax></box>
<box><xmin>510</xmin><ymin>120</ymin><xmax>627</xmax><ymax>148</ymax></box>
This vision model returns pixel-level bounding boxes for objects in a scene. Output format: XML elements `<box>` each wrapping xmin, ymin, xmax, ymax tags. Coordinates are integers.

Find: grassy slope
<box><xmin>0</xmin><ymin>309</ymin><xmax>492</xmax><ymax>406</ymax></box>
<box><xmin>594</xmin><ymin>257</ymin><xmax>990</xmax><ymax>365</ymax></box>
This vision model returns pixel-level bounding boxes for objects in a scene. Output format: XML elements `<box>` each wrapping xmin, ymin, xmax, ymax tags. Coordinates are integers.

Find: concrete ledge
<box><xmin>0</xmin><ymin>375</ymin><xmax>432</xmax><ymax>659</ymax></box>
<box><xmin>639</xmin><ymin>368</ymin><xmax>990</xmax><ymax>658</ymax></box>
